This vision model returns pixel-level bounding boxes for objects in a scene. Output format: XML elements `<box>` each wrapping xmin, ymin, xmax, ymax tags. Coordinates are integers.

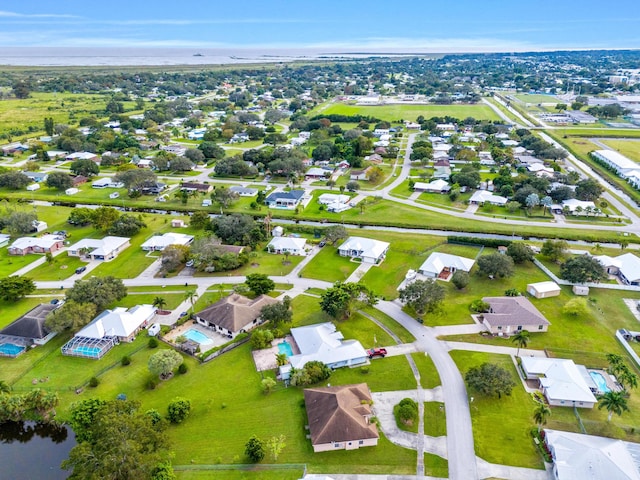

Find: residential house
<box><xmin>338</xmin><ymin>237</ymin><xmax>390</xmax><ymax>264</ymax></box>
<box><xmin>317</xmin><ymin>193</ymin><xmax>350</xmax><ymax>205</ymax></box>
<box><xmin>305</xmin><ymin>167</ymin><xmax>329</xmax><ymax>180</ymax></box>
<box><xmin>289</xmin><ymin>323</ymin><xmax>368</xmax><ymax>370</ymax></box>
<box><xmin>8</xmin><ymin>235</ymin><xmax>64</xmax><ymax>256</ymax></box>
<box><xmin>195</xmin><ymin>294</ymin><xmax>278</xmax><ymax>338</ymax></box>
<box><xmin>558</xmin><ymin>199</ymin><xmax>596</xmax><ymax>214</ymax></box>
<box><xmin>520</xmin><ymin>357</ymin><xmax>598</xmax><ymax>408</ymax></box>
<box><xmin>72</xmin><ymin>175</ymin><xmax>88</xmax><ymax>186</ymax></box>
<box><xmin>23</xmin><ymin>171</ymin><xmax>48</xmax><ymax>183</ymax></box>
<box><xmin>92</xmin><ymin>178</ymin><xmax>124</xmax><ymax>189</ymax></box>
<box><xmin>266</xmin><ymin>237</ymin><xmax>307</xmax><ymax>256</ymax></box>
<box><xmin>229</xmin><ymin>186</ymin><xmax>258</xmax><ymax>197</ymax></box>
<box><xmin>364</xmin><ymin>154</ymin><xmax>383</xmax><ymax>164</ymax></box>
<box><xmin>161</xmin><ymin>145</ymin><xmax>187</xmax><ymax>156</ymax></box>
<box><xmin>527</xmin><ymin>281</ymin><xmax>561</xmax><ymax>299</ymax></box>
<box><xmin>1</xmin><ymin>142</ymin><xmax>29</xmax><ymax>155</ymax></box>
<box><xmin>419</xmin><ymin>252</ymin><xmax>475</xmax><ymax>278</ymax></box>
<box><xmin>594</xmin><ymin>253</ymin><xmax>640</xmax><ymax>285</ymax></box>
<box><xmin>413</xmin><ymin>179</ymin><xmax>451</xmax><ymax>193</ymax></box>
<box><xmin>265</xmin><ymin>190</ymin><xmax>305</xmax><ymax>209</ymax></box>
<box><xmin>544</xmin><ymin>429</ymin><xmax>640</xmax><ymax>480</ymax></box>
<box><xmin>67</xmin><ymin>236</ymin><xmax>130</xmax><ymax>261</ymax></box>
<box><xmin>303</xmin><ymin>383</ymin><xmax>379</xmax><ymax>453</ymax></box>
<box><xmin>179</xmin><ymin>182</ymin><xmax>212</xmax><ymax>194</ymax></box>
<box><xmin>436</xmin><ymin>123</ymin><xmax>457</xmax><ymax>131</ymax></box>
<box><xmin>527</xmin><ymin>163</ymin><xmax>555</xmax><ymax>177</ymax></box>
<box><xmin>469</xmin><ymin>190</ymin><xmax>508</xmax><ymax>206</ymax></box>
<box><xmin>350</xmin><ymin>167</ymin><xmax>372</xmax><ymax>181</ymax></box>
<box><xmin>480</xmin><ymin>296</ymin><xmax>551</xmax><ymax>335</ymax></box>
<box><xmin>433</xmin><ymin>159</ymin><xmax>451</xmax><ymax>179</ymax></box>
<box><xmin>65</xmin><ymin>152</ymin><xmax>98</xmax><ymax>162</ymax></box>
<box><xmin>592</xmin><ymin>150</ymin><xmax>640</xmax><ymax>188</ymax></box>
<box><xmin>0</xmin><ymin>303</ymin><xmax>58</xmax><ymax>351</ymax></box>
<box><xmin>141</xmin><ymin>232</ymin><xmax>194</xmax><ymax>251</ymax></box>
<box><xmin>61</xmin><ymin>305</ymin><xmax>156</xmax><ymax>359</ymax></box>
<box><xmin>0</xmin><ymin>233</ymin><xmax>10</xmax><ymax>248</ymax></box>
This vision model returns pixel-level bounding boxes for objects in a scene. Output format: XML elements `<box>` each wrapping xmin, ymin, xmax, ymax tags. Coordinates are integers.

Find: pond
<box><xmin>0</xmin><ymin>421</ymin><xmax>75</xmax><ymax>479</ymax></box>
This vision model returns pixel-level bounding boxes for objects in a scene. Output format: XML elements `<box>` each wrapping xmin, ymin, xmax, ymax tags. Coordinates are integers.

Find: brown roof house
<box><xmin>480</xmin><ymin>296</ymin><xmax>550</xmax><ymax>336</ymax></box>
<box><xmin>194</xmin><ymin>294</ymin><xmax>278</xmax><ymax>338</ymax></box>
<box><xmin>303</xmin><ymin>383</ymin><xmax>379</xmax><ymax>452</ymax></box>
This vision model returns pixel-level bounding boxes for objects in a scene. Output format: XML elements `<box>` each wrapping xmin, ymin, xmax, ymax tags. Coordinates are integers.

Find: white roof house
<box><xmin>67</xmin><ymin>236</ymin><xmax>130</xmax><ymax>261</ymax></box>
<box><xmin>592</xmin><ymin>150</ymin><xmax>639</xmax><ymax>174</ymax></box>
<box><xmin>520</xmin><ymin>357</ymin><xmax>598</xmax><ymax>408</ymax></box>
<box><xmin>527</xmin><ymin>281</ymin><xmax>561</xmax><ymax>299</ymax></box>
<box><xmin>289</xmin><ymin>323</ymin><xmax>367</xmax><ymax>370</ymax></box>
<box><xmin>267</xmin><ymin>237</ymin><xmax>307</xmax><ymax>256</ymax></box>
<box><xmin>469</xmin><ymin>190</ymin><xmax>508</xmax><ymax>206</ymax></box>
<box><xmin>317</xmin><ymin>193</ymin><xmax>350</xmax><ymax>205</ymax></box>
<box><xmin>545</xmin><ymin>429</ymin><xmax>640</xmax><ymax>480</ymax></box>
<box><xmin>8</xmin><ymin>235</ymin><xmax>64</xmax><ymax>255</ymax></box>
<box><xmin>594</xmin><ymin>253</ymin><xmax>640</xmax><ymax>285</ymax></box>
<box><xmin>561</xmin><ymin>199</ymin><xmax>596</xmax><ymax>213</ymax></box>
<box><xmin>419</xmin><ymin>252</ymin><xmax>475</xmax><ymax>278</ymax></box>
<box><xmin>413</xmin><ymin>179</ymin><xmax>451</xmax><ymax>193</ymax></box>
<box><xmin>92</xmin><ymin>178</ymin><xmax>124</xmax><ymax>188</ymax></box>
<box><xmin>338</xmin><ymin>237</ymin><xmax>390</xmax><ymax>264</ymax></box>
<box><xmin>75</xmin><ymin>305</ymin><xmax>156</xmax><ymax>341</ymax></box>
<box><xmin>141</xmin><ymin>232</ymin><xmax>194</xmax><ymax>251</ymax></box>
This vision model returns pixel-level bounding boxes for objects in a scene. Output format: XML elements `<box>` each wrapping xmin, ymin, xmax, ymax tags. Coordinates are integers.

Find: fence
<box><xmin>533</xmin><ymin>258</ymin><xmax>640</xmax><ymax>292</ymax></box>
<box><xmin>616</xmin><ymin>329</ymin><xmax>640</xmax><ymax>371</ymax></box>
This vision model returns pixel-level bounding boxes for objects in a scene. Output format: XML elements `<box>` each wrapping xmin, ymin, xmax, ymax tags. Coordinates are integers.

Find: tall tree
<box><xmin>465</xmin><ymin>363</ymin><xmax>515</xmax><ymax>399</ymax></box>
<box><xmin>245</xmin><ymin>274</ymin><xmax>275</xmax><ymax>296</ymax></box>
<box><xmin>45</xmin><ymin>301</ymin><xmax>97</xmax><ymax>333</ymax></box>
<box><xmin>70</xmin><ymin>159</ymin><xmax>100</xmax><ymax>177</ymax></box>
<box><xmin>560</xmin><ymin>255</ymin><xmax>607</xmax><ymax>283</ymax></box>
<box><xmin>477</xmin><ymin>253</ymin><xmax>514</xmax><ymax>278</ymax></box>
<box><xmin>148</xmin><ymin>350</ymin><xmax>184</xmax><ymax>379</ymax></box>
<box><xmin>319</xmin><ymin>282</ymin><xmax>377</xmax><ymax>320</ymax></box>
<box><xmin>45</xmin><ymin>172</ymin><xmax>74</xmax><ymax>190</ymax></box>
<box><xmin>511</xmin><ymin>330</ymin><xmax>530</xmax><ymax>357</ymax></box>
<box><xmin>398</xmin><ymin>279</ymin><xmax>446</xmax><ymax>315</ymax></box>
<box><xmin>66</xmin><ymin>276</ymin><xmax>127</xmax><ymax>312</ymax></box>
<box><xmin>0</xmin><ymin>276</ymin><xmax>35</xmax><ymax>301</ymax></box>
<box><xmin>598</xmin><ymin>391</ymin><xmax>629</xmax><ymax>422</ymax></box>
<box><xmin>532</xmin><ymin>403</ymin><xmax>551</xmax><ymax>432</ymax></box>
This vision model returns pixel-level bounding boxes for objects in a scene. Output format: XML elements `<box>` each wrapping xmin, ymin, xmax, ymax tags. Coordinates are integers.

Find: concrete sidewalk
<box><xmin>444</xmin><ymin>341</ymin><xmax>547</xmax><ymax>358</ymax></box>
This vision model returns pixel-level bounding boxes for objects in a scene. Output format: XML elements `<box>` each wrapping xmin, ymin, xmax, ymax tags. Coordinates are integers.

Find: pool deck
<box><xmin>164</xmin><ymin>320</ymin><xmax>229</xmax><ymax>350</ymax></box>
<box><xmin>252</xmin><ymin>335</ymin><xmax>299</xmax><ymax>372</ymax></box>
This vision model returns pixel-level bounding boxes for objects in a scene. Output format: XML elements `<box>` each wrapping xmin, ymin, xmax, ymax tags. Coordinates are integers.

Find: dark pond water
<box><xmin>0</xmin><ymin>421</ymin><xmax>75</xmax><ymax>479</ymax></box>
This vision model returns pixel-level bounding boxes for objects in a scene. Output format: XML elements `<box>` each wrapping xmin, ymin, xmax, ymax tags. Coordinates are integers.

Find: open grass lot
<box><xmin>449</xmin><ymin>351</ymin><xmax>543</xmax><ymax>469</ymax></box>
<box><xmin>423</xmin><ymin>401</ymin><xmax>446</xmax><ymax>437</ymax></box>
<box><xmin>333</xmin><ymin>312</ymin><xmax>395</xmax><ymax>350</ymax></box>
<box><xmin>116</xmin><ymin>292</ymin><xmax>185</xmax><ymax>310</ymax></box>
<box><xmin>552</xmin><ymin>128</ymin><xmax>640</xmax><ymax>138</ymax></box>
<box><xmin>330</xmin><ymin>355</ymin><xmax>416</xmax><ymax>392</ymax></box>
<box><xmin>175</xmin><ymin>470</ymin><xmax>303</xmax><ymax>480</ymax></box>
<box><xmin>424</xmin><ymin>453</ymin><xmax>448</xmax><ymax>478</ymax></box>
<box><xmin>601</xmin><ymin>139</ymin><xmax>640</xmax><ymax>163</ymax></box>
<box><xmin>299</xmin><ymin>245</ymin><xmax>359</xmax><ymax>283</ymax></box>
<box><xmin>361</xmin><ymin>307</ymin><xmax>415</xmax><ymax>344</ymax></box>
<box><xmin>411</xmin><ymin>353</ymin><xmax>441</xmax><ymax>389</ymax></box>
<box><xmin>320</xmin><ymin>103</ymin><xmax>500</xmax><ymax>122</ymax></box>
<box><xmin>26</xmin><ymin>254</ymin><xmax>87</xmax><ymax>281</ymax></box>
<box><xmin>0</xmin><ymin>249</ymin><xmax>40</xmax><ymax>276</ymax></box>
<box><xmin>195</xmin><ymin>249</ymin><xmax>304</xmax><ymax>278</ymax></box>
<box><xmin>0</xmin><ymin>92</ymin><xmax>137</xmax><ymax>138</ymax></box>
<box><xmin>512</xmin><ymin>94</ymin><xmax>561</xmax><ymax>104</ymax></box>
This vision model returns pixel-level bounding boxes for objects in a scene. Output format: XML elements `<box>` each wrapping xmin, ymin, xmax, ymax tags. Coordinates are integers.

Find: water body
<box><xmin>0</xmin><ymin>47</ymin><xmax>415</xmax><ymax>66</ymax></box>
<box><xmin>0</xmin><ymin>421</ymin><xmax>75</xmax><ymax>479</ymax></box>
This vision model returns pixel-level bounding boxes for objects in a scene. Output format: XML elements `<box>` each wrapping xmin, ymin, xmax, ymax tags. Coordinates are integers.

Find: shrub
<box><xmin>245</xmin><ymin>435</ymin><xmax>265</xmax><ymax>462</ymax></box>
<box><xmin>146</xmin><ymin>377</ymin><xmax>159</xmax><ymax>390</ymax></box>
<box><xmin>261</xmin><ymin>377</ymin><xmax>276</xmax><ymax>395</ymax></box>
<box><xmin>470</xmin><ymin>299</ymin><xmax>490</xmax><ymax>313</ymax></box>
<box><xmin>88</xmin><ymin>377</ymin><xmax>99</xmax><ymax>388</ymax></box>
<box><xmin>504</xmin><ymin>288</ymin><xmax>520</xmax><ymax>297</ymax></box>
<box><xmin>251</xmin><ymin>329</ymin><xmax>274</xmax><ymax>350</ymax></box>
<box><xmin>451</xmin><ymin>271</ymin><xmax>470</xmax><ymax>289</ymax></box>
<box><xmin>148</xmin><ymin>337</ymin><xmax>159</xmax><ymax>349</ymax></box>
<box><xmin>145</xmin><ymin>409</ymin><xmax>164</xmax><ymax>428</ymax></box>
<box><xmin>395</xmin><ymin>398</ymin><xmax>419</xmax><ymax>426</ymax></box>
<box><xmin>167</xmin><ymin>397</ymin><xmax>191</xmax><ymax>424</ymax></box>
<box><xmin>121</xmin><ymin>355</ymin><xmax>131</xmax><ymax>366</ymax></box>
<box><xmin>178</xmin><ymin>363</ymin><xmax>188</xmax><ymax>374</ymax></box>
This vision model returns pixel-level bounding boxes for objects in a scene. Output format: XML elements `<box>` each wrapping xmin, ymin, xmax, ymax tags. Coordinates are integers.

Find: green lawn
<box><xmin>423</xmin><ymin>402</ymin><xmax>446</xmax><ymax>437</ymax></box>
<box><xmin>360</xmin><ymin>307</ymin><xmax>416</xmax><ymax>344</ymax></box>
<box><xmin>0</xmin><ymin>249</ymin><xmax>40</xmax><ymax>277</ymax></box>
<box><xmin>330</xmin><ymin>355</ymin><xmax>416</xmax><ymax>392</ymax></box>
<box><xmin>600</xmin><ymin>139</ymin><xmax>640</xmax><ymax>163</ymax></box>
<box><xmin>0</xmin><ymin>295</ymin><xmax>60</xmax><ymax>329</ymax></box>
<box><xmin>424</xmin><ymin>453</ymin><xmax>449</xmax><ymax>478</ymax></box>
<box><xmin>449</xmin><ymin>351</ymin><xmax>543</xmax><ymax>469</ymax></box>
<box><xmin>116</xmin><ymin>293</ymin><xmax>185</xmax><ymax>310</ymax></box>
<box><xmin>26</xmin><ymin>255</ymin><xmax>87</xmax><ymax>281</ymax></box>
<box><xmin>410</xmin><ymin>353</ymin><xmax>441</xmax><ymax>389</ymax></box>
<box><xmin>299</xmin><ymin>245</ymin><xmax>359</xmax><ymax>282</ymax></box>
<box><xmin>512</xmin><ymin>94</ymin><xmax>561</xmax><ymax>104</ymax></box>
<box><xmin>319</xmin><ymin>103</ymin><xmax>500</xmax><ymax>122</ymax></box>
<box><xmin>175</xmin><ymin>470</ymin><xmax>303</xmax><ymax>480</ymax></box>
<box><xmin>194</xmin><ymin>250</ymin><xmax>304</xmax><ymax>278</ymax></box>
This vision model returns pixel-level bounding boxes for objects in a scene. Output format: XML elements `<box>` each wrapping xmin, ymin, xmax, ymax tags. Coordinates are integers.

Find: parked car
<box><xmin>75</xmin><ymin>266</ymin><xmax>87</xmax><ymax>274</ymax></box>
<box><xmin>179</xmin><ymin>312</ymin><xmax>189</xmax><ymax>318</ymax></box>
<box><xmin>318</xmin><ymin>241</ymin><xmax>326</xmax><ymax>247</ymax></box>
<box><xmin>367</xmin><ymin>348</ymin><xmax>388</xmax><ymax>358</ymax></box>
<box><xmin>185</xmin><ymin>260</ymin><xmax>194</xmax><ymax>267</ymax></box>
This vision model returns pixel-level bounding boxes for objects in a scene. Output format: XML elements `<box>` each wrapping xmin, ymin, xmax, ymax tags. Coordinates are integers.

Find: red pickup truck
<box><xmin>367</xmin><ymin>348</ymin><xmax>387</xmax><ymax>358</ymax></box>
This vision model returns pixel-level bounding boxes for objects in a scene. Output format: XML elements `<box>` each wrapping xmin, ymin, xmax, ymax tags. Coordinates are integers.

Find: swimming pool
<box><xmin>278</xmin><ymin>341</ymin><xmax>293</xmax><ymax>357</ymax></box>
<box><xmin>590</xmin><ymin>371</ymin><xmax>611</xmax><ymax>393</ymax></box>
<box><xmin>184</xmin><ymin>329</ymin><xmax>212</xmax><ymax>345</ymax></box>
<box><xmin>73</xmin><ymin>346</ymin><xmax>102</xmax><ymax>358</ymax></box>
<box><xmin>0</xmin><ymin>343</ymin><xmax>26</xmax><ymax>356</ymax></box>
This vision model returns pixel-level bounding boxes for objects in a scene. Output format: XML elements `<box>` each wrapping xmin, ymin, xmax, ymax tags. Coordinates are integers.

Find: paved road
<box><xmin>374</xmin><ymin>300</ymin><xmax>479</xmax><ymax>480</ymax></box>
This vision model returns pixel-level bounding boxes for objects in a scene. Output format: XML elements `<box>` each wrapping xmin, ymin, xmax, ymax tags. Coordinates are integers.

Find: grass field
<box><xmin>512</xmin><ymin>94</ymin><xmax>561</xmax><ymax>104</ymax></box>
<box><xmin>0</xmin><ymin>249</ymin><xmax>40</xmax><ymax>277</ymax></box>
<box><xmin>299</xmin><ymin>245</ymin><xmax>359</xmax><ymax>282</ymax></box>
<box><xmin>0</xmin><ymin>92</ymin><xmax>137</xmax><ymax>139</ymax></box>
<box><xmin>26</xmin><ymin>254</ymin><xmax>87</xmax><ymax>281</ymax></box>
<box><xmin>450</xmin><ymin>351</ymin><xmax>543</xmax><ymax>469</ymax></box>
<box><xmin>318</xmin><ymin>103</ymin><xmax>500</xmax><ymax>122</ymax></box>
<box><xmin>601</xmin><ymin>139</ymin><xmax>640</xmax><ymax>163</ymax></box>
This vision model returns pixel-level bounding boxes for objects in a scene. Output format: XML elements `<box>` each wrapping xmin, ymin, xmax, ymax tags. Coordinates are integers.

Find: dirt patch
<box><xmin>251</xmin><ymin>263</ymin><xmax>260</xmax><ymax>268</ymax></box>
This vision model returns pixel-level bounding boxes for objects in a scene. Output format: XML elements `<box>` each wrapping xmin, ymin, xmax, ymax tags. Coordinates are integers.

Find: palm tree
<box><xmin>606</xmin><ymin>353</ymin><xmax>624</xmax><ymax>376</ymax></box>
<box><xmin>598</xmin><ymin>391</ymin><xmax>629</xmax><ymax>421</ymax></box>
<box><xmin>153</xmin><ymin>296</ymin><xmax>167</xmax><ymax>311</ymax></box>
<box><xmin>511</xmin><ymin>330</ymin><xmax>530</xmax><ymax>357</ymax></box>
<box><xmin>532</xmin><ymin>402</ymin><xmax>551</xmax><ymax>432</ymax></box>
<box><xmin>275</xmin><ymin>353</ymin><xmax>288</xmax><ymax>366</ymax></box>
<box><xmin>184</xmin><ymin>290</ymin><xmax>199</xmax><ymax>314</ymax></box>
<box><xmin>617</xmin><ymin>365</ymin><xmax>638</xmax><ymax>391</ymax></box>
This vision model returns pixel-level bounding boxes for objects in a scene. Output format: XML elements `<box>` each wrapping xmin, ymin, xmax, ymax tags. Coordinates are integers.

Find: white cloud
<box><xmin>0</xmin><ymin>10</ymin><xmax>80</xmax><ymax>19</ymax></box>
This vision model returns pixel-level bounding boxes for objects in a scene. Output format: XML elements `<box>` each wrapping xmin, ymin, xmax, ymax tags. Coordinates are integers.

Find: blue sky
<box><xmin>1</xmin><ymin>1</ymin><xmax>640</xmax><ymax>52</ymax></box>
